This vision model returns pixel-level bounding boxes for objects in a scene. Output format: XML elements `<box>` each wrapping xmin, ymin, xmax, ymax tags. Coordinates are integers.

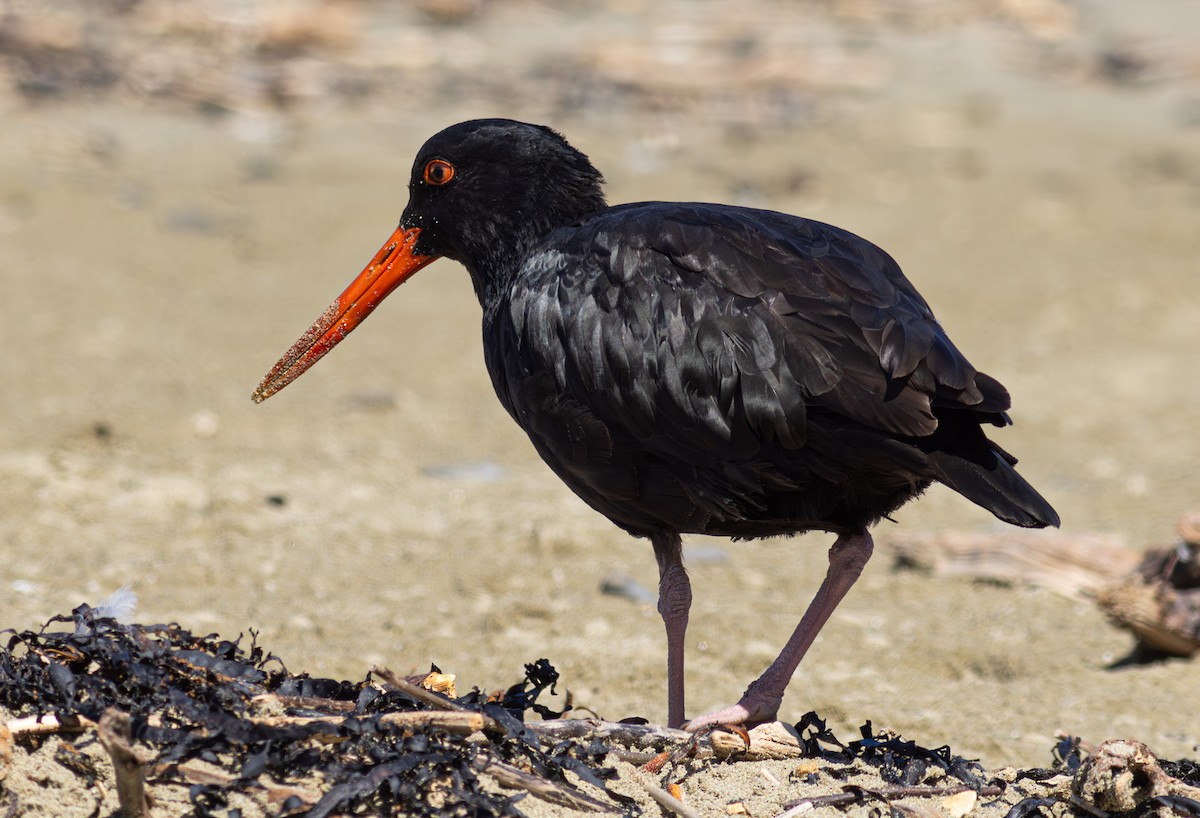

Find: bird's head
<box><xmin>252</xmin><ymin>119</ymin><xmax>606</xmax><ymax>404</ymax></box>
<box><xmin>401</xmin><ymin>119</ymin><xmax>606</xmax><ymax>275</ymax></box>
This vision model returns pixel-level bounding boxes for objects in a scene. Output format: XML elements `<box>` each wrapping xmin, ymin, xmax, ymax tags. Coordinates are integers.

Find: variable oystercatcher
<box><xmin>254</xmin><ymin>119</ymin><xmax>1059</xmax><ymax>730</ymax></box>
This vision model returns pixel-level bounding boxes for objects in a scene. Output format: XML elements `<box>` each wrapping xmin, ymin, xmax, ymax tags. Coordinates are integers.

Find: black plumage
<box><xmin>492</xmin><ymin>202</ymin><xmax>1051</xmax><ymax>537</ymax></box>
<box><xmin>255</xmin><ymin>119</ymin><xmax>1058</xmax><ymax>730</ymax></box>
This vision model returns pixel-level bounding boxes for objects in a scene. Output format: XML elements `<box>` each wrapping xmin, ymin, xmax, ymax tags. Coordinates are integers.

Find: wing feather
<box><xmin>506</xmin><ymin>203</ymin><xmax>1001</xmax><ymax>467</ymax></box>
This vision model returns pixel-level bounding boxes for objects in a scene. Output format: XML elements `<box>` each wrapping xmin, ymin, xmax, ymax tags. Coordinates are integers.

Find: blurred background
<box><xmin>1</xmin><ymin>0</ymin><xmax>1197</xmax><ymax>767</ymax></box>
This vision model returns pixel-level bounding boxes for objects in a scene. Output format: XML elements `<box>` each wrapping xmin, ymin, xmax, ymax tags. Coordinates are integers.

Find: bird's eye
<box><xmin>423</xmin><ymin>159</ymin><xmax>455</xmax><ymax>186</ymax></box>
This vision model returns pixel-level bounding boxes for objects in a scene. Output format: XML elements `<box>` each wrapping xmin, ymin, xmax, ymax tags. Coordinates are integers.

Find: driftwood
<box><xmin>249</xmin><ymin>709</ymin><xmax>487</xmax><ymax>740</ymax></box>
<box><xmin>888</xmin><ymin>530</ymin><xmax>1138</xmax><ymax>596</ymax></box>
<box><xmin>1072</xmin><ymin>739</ymin><xmax>1200</xmax><ymax>814</ymax></box>
<box><xmin>1097</xmin><ymin>514</ymin><xmax>1200</xmax><ymax>656</ymax></box>
<box><xmin>97</xmin><ymin>709</ymin><xmax>151</xmax><ymax>818</ymax></box>
<box><xmin>707</xmin><ymin>721</ymin><xmax>812</xmax><ymax>760</ymax></box>
<box><xmin>888</xmin><ymin>513</ymin><xmax>1200</xmax><ymax>657</ymax></box>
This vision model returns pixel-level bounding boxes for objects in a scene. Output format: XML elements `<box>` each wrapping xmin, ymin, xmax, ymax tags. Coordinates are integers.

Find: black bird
<box><xmin>254</xmin><ymin>119</ymin><xmax>1059</xmax><ymax>730</ymax></box>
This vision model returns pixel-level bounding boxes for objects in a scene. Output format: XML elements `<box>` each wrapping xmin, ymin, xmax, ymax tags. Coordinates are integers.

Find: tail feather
<box><xmin>927</xmin><ymin>448</ymin><xmax>1060</xmax><ymax>528</ymax></box>
<box><xmin>922</xmin><ymin>409</ymin><xmax>1059</xmax><ymax>529</ymax></box>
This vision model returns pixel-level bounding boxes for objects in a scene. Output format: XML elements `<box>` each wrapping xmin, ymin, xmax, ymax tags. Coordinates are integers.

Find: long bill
<box><xmin>252</xmin><ymin>225</ymin><xmax>437</xmax><ymax>403</ymax></box>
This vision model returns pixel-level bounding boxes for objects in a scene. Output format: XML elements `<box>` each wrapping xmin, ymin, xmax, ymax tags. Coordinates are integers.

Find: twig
<box><xmin>371</xmin><ymin>665</ymin><xmax>470</xmax><ymax>712</ymax></box>
<box><xmin>782</xmin><ymin>784</ymin><xmax>1004</xmax><ymax>811</ymax></box>
<box><xmin>773</xmin><ymin>802</ymin><xmax>816</xmax><ymax>818</ymax></box>
<box><xmin>6</xmin><ymin>713</ymin><xmax>91</xmax><ymax>737</ymax></box>
<box><xmin>152</xmin><ymin>759</ymin><xmax>321</xmax><ymax>808</ymax></box>
<box><xmin>249</xmin><ymin>692</ymin><xmax>357</xmax><ymax>714</ymax></box>
<box><xmin>609</xmin><ymin>748</ymin><xmax>663</xmax><ymax>765</ymax></box>
<box><xmin>782</xmin><ymin>791</ymin><xmax>862</xmax><ymax>811</ymax></box>
<box><xmin>475</xmin><ymin>757</ymin><xmax>620</xmax><ymax>813</ymax></box>
<box><xmin>249</xmin><ymin>710</ymin><xmax>485</xmax><ymax>736</ymax></box>
<box><xmin>881</xmin><ymin>785</ymin><xmax>1003</xmax><ymax>799</ymax></box>
<box><xmin>98</xmin><ymin>709</ymin><xmax>151</xmax><ymax>818</ymax></box>
<box><xmin>526</xmin><ymin>719</ymin><xmax>813</xmax><ymax>761</ymax></box>
<box><xmin>642</xmin><ymin>780</ymin><xmax>702</xmax><ymax>818</ymax></box>
<box><xmin>528</xmin><ymin>718</ymin><xmax>690</xmax><ymax>752</ymax></box>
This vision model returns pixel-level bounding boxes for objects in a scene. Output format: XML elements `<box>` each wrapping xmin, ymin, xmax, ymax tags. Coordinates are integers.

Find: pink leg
<box><xmin>653</xmin><ymin>532</ymin><xmax>692</xmax><ymax>729</ymax></box>
<box><xmin>686</xmin><ymin>530</ymin><xmax>874</xmax><ymax>731</ymax></box>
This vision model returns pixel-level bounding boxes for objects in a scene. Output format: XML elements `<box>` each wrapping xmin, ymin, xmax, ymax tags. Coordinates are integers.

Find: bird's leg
<box><xmin>686</xmin><ymin>529</ymin><xmax>874</xmax><ymax>730</ymax></box>
<box><xmin>652</xmin><ymin>531</ymin><xmax>692</xmax><ymax>729</ymax></box>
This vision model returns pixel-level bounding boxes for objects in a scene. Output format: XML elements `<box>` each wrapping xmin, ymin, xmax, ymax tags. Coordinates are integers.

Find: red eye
<box><xmin>423</xmin><ymin>159</ymin><xmax>455</xmax><ymax>186</ymax></box>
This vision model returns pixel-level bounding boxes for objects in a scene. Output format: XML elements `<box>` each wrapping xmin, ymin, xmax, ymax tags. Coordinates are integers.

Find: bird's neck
<box><xmin>462</xmin><ymin>194</ymin><xmax>607</xmax><ymax>312</ymax></box>
<box><xmin>463</xmin><ymin>245</ymin><xmax>526</xmax><ymax>313</ymax></box>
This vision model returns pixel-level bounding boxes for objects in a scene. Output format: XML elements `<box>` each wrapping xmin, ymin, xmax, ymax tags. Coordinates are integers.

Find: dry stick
<box><xmin>474</xmin><ymin>757</ymin><xmax>621</xmax><ymax>814</ymax></box>
<box><xmin>773</xmin><ymin>802</ymin><xmax>816</xmax><ymax>818</ymax></box>
<box><xmin>528</xmin><ymin>719</ymin><xmax>691</xmax><ymax>752</ymax></box>
<box><xmin>372</xmin><ymin>666</ymin><xmax>479</xmax><ymax>713</ymax></box>
<box><xmin>251</xmin><ymin>692</ymin><xmax>357</xmax><ymax>714</ymax></box>
<box><xmin>781</xmin><ymin>784</ymin><xmax>1004</xmax><ymax>811</ymax></box>
<box><xmin>371</xmin><ymin>665</ymin><xmax>458</xmax><ymax>708</ymax></box>
<box><xmin>156</xmin><ymin>762</ymin><xmax>310</xmax><ymax>808</ymax></box>
<box><xmin>609</xmin><ymin>748</ymin><xmax>664</xmax><ymax>765</ymax></box>
<box><xmin>152</xmin><ymin>759</ymin><xmax>322</xmax><ymax>809</ymax></box>
<box><xmin>782</xmin><ymin>791</ymin><xmax>861</xmax><ymax>811</ymax></box>
<box><xmin>642</xmin><ymin>780</ymin><xmax>703</xmax><ymax>818</ymax></box>
<box><xmin>373</xmin><ymin>667</ymin><xmax>513</xmax><ymax>738</ymax></box>
<box><xmin>6</xmin><ymin>713</ymin><xmax>92</xmax><ymax>737</ymax></box>
<box><xmin>250</xmin><ymin>710</ymin><xmax>485</xmax><ymax>736</ymax></box>
<box><xmin>880</xmin><ymin>785</ymin><xmax>1003</xmax><ymax>799</ymax></box>
<box><xmin>98</xmin><ymin>709</ymin><xmax>151</xmax><ymax>818</ymax></box>
<box><xmin>536</xmin><ymin>719</ymin><xmax>814</xmax><ymax>762</ymax></box>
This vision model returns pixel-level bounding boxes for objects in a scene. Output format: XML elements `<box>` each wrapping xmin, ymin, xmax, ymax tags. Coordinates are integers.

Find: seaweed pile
<box><xmin>0</xmin><ymin>604</ymin><xmax>628</xmax><ymax>816</ymax></box>
<box><xmin>5</xmin><ymin>605</ymin><xmax>1198</xmax><ymax>818</ymax></box>
<box><xmin>0</xmin><ymin>604</ymin><xmax>1008</xmax><ymax>817</ymax></box>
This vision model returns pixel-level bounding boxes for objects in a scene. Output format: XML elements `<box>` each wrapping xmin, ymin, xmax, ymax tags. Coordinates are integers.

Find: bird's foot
<box><xmin>683</xmin><ymin>692</ymin><xmax>782</xmax><ymax>732</ymax></box>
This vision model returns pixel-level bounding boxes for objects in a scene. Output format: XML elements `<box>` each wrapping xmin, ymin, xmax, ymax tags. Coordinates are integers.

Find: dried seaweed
<box><xmin>9</xmin><ymin>605</ymin><xmax>1197</xmax><ymax>818</ymax></box>
<box><xmin>1162</xmin><ymin>759</ymin><xmax>1200</xmax><ymax>788</ymax></box>
<box><xmin>795</xmin><ymin>715</ymin><xmax>990</xmax><ymax>791</ymax></box>
<box><xmin>1051</xmin><ymin>735</ymin><xmax>1084</xmax><ymax>774</ymax></box>
<box><xmin>1150</xmin><ymin>794</ymin><xmax>1200</xmax><ymax>818</ymax></box>
<box><xmin>0</xmin><ymin>604</ymin><xmax>632</xmax><ymax>817</ymax></box>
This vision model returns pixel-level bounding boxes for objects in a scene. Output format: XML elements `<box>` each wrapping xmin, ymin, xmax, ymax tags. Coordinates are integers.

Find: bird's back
<box><xmin>484</xmin><ymin>202</ymin><xmax>1057</xmax><ymax>538</ymax></box>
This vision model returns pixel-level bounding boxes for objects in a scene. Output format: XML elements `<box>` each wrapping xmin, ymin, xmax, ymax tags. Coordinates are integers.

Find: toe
<box><xmin>683</xmin><ymin>696</ymin><xmax>779</xmax><ymax>732</ymax></box>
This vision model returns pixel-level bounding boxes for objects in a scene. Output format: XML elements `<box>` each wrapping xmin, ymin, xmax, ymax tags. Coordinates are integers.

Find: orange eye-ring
<box><xmin>423</xmin><ymin>159</ymin><xmax>455</xmax><ymax>186</ymax></box>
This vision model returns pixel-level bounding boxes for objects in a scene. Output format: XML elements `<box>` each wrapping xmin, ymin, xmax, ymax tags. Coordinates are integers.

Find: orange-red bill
<box><xmin>252</xmin><ymin>225</ymin><xmax>437</xmax><ymax>403</ymax></box>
